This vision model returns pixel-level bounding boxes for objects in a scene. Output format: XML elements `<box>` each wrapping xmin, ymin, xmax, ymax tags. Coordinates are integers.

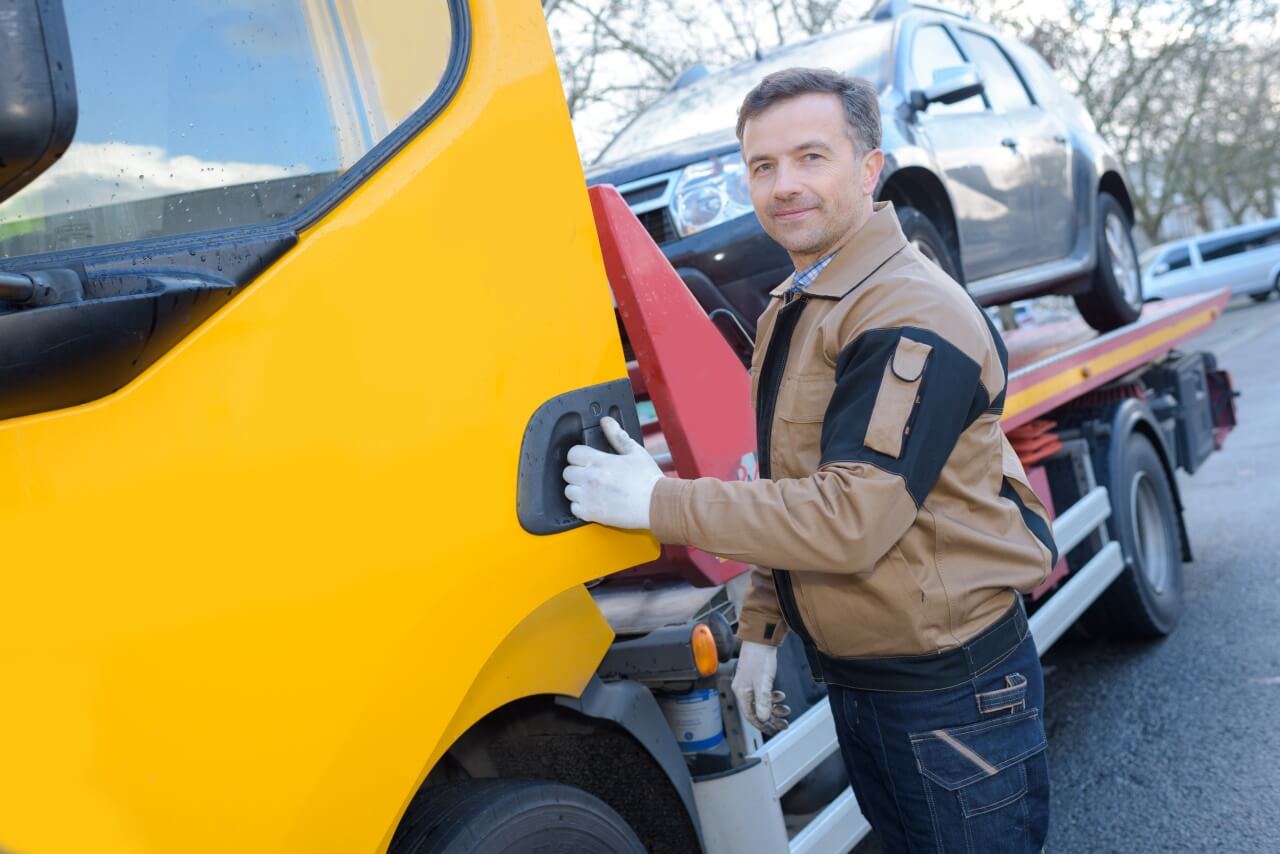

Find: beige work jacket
<box><xmin>650</xmin><ymin>202</ymin><xmax>1055</xmax><ymax>661</ymax></box>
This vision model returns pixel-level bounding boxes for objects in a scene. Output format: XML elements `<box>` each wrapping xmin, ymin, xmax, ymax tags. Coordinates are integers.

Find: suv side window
<box><xmin>1156</xmin><ymin>246</ymin><xmax>1192</xmax><ymax>275</ymax></box>
<box><xmin>956</xmin><ymin>31</ymin><xmax>1033</xmax><ymax>112</ymax></box>
<box><xmin>0</xmin><ymin>0</ymin><xmax>455</xmax><ymax>260</ymax></box>
<box><xmin>910</xmin><ymin>25</ymin><xmax>984</xmax><ymax>116</ymax></box>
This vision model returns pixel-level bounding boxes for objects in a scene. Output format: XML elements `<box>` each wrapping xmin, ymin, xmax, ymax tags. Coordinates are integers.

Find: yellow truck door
<box><xmin>0</xmin><ymin>1</ymin><xmax>655</xmax><ymax>851</ymax></box>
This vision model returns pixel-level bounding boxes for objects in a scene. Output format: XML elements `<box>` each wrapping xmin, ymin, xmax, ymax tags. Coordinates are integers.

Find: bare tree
<box><xmin>968</xmin><ymin>0</ymin><xmax>1280</xmax><ymax>241</ymax></box>
<box><xmin>544</xmin><ymin>0</ymin><xmax>866</xmax><ymax>160</ymax></box>
<box><xmin>548</xmin><ymin>0</ymin><xmax>1280</xmax><ymax>237</ymax></box>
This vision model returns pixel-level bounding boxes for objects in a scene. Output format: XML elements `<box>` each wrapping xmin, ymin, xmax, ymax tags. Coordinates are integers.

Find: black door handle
<box><xmin>516</xmin><ymin>378</ymin><xmax>644</xmax><ymax>534</ymax></box>
<box><xmin>1001</xmin><ymin>137</ymin><xmax>1018</xmax><ymax>150</ymax></box>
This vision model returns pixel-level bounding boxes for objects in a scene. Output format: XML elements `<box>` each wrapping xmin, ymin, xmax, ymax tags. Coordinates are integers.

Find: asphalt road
<box><xmin>855</xmin><ymin>294</ymin><xmax>1280</xmax><ymax>853</ymax></box>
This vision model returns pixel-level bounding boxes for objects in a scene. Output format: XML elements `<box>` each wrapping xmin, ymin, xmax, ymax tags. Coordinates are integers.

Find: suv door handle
<box><xmin>1001</xmin><ymin>137</ymin><xmax>1018</xmax><ymax>150</ymax></box>
<box><xmin>1053</xmin><ymin>132</ymin><xmax>1069</xmax><ymax>144</ymax></box>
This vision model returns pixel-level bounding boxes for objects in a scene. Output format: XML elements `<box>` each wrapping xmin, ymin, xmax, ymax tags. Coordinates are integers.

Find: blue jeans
<box><xmin>828</xmin><ymin>631</ymin><xmax>1050</xmax><ymax>853</ymax></box>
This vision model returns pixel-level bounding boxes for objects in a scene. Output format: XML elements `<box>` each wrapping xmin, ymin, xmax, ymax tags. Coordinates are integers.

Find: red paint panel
<box><xmin>590</xmin><ymin>185</ymin><xmax>756</xmax><ymax>586</ymax></box>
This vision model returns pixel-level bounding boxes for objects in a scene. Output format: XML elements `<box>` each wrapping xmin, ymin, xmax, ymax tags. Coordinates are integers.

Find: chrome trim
<box><xmin>1030</xmin><ymin>541</ymin><xmax>1125</xmax><ymax>654</ymax></box>
<box><xmin>791</xmin><ymin>788</ymin><xmax>871</xmax><ymax>854</ymax></box>
<box><xmin>1052</xmin><ymin>486</ymin><xmax>1111</xmax><ymax>556</ymax></box>
<box><xmin>614</xmin><ymin>168</ymin><xmax>684</xmax><ymax>216</ymax></box>
<box><xmin>759</xmin><ymin>692</ymin><xmax>842</xmax><ymax>795</ymax></box>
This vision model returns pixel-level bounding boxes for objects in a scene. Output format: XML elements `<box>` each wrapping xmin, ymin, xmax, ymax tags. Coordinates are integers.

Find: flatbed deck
<box><xmin>1002</xmin><ymin>292</ymin><xmax>1229</xmax><ymax>430</ymax></box>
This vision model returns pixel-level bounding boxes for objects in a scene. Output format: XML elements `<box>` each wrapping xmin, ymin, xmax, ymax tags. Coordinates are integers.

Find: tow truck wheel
<box><xmin>1086</xmin><ymin>433</ymin><xmax>1184</xmax><ymax>639</ymax></box>
<box><xmin>1075</xmin><ymin>193</ymin><xmax>1143</xmax><ymax>332</ymax></box>
<box><xmin>388</xmin><ymin>778</ymin><xmax>646</xmax><ymax>854</ymax></box>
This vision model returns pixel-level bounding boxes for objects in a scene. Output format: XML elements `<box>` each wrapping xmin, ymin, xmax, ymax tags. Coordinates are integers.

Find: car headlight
<box><xmin>670</xmin><ymin>154</ymin><xmax>754</xmax><ymax>238</ymax></box>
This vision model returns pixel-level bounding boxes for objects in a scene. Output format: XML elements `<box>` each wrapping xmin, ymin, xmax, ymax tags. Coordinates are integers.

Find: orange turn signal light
<box><xmin>692</xmin><ymin>623</ymin><xmax>718</xmax><ymax>678</ymax></box>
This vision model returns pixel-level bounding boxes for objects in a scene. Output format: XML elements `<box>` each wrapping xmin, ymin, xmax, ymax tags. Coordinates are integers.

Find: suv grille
<box><xmin>637</xmin><ymin>209</ymin><xmax>678</xmax><ymax>245</ymax></box>
<box><xmin>622</xmin><ymin>183</ymin><xmax>667</xmax><ymax>207</ymax></box>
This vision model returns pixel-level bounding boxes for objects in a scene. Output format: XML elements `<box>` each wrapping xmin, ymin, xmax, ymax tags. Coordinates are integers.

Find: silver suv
<box><xmin>586</xmin><ymin>0</ymin><xmax>1143</xmax><ymax>333</ymax></box>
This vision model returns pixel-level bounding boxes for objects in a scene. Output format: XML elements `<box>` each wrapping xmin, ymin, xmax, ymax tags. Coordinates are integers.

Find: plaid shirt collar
<box><xmin>785</xmin><ymin>252</ymin><xmax>837</xmax><ymax>296</ymax></box>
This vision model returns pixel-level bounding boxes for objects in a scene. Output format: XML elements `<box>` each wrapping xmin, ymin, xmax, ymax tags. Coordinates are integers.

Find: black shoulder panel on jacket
<box><xmin>978</xmin><ymin>303</ymin><xmax>1009</xmax><ymax>413</ymax></box>
<box><xmin>1001</xmin><ymin>479</ymin><xmax>1059</xmax><ymax>565</ymax></box>
<box><xmin>819</xmin><ymin>326</ymin><xmax>986</xmax><ymax>506</ymax></box>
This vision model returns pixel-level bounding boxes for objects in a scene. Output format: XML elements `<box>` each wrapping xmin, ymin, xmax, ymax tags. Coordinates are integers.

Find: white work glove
<box><xmin>563</xmin><ymin>416</ymin><xmax>663</xmax><ymax>530</ymax></box>
<box><xmin>732</xmin><ymin>641</ymin><xmax>790</xmax><ymax>734</ymax></box>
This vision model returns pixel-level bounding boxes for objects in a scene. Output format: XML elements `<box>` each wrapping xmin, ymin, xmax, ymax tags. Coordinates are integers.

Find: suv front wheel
<box><xmin>1075</xmin><ymin>193</ymin><xmax>1143</xmax><ymax>331</ymax></box>
<box><xmin>897</xmin><ymin>205</ymin><xmax>961</xmax><ymax>283</ymax></box>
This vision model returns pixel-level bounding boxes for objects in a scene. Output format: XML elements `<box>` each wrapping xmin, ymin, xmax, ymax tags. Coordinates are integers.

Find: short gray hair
<box><xmin>736</xmin><ymin>67</ymin><xmax>881</xmax><ymax>154</ymax></box>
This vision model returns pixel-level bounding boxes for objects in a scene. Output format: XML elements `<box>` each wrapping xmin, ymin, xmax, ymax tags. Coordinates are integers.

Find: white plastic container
<box><xmin>659</xmin><ymin>687</ymin><xmax>725</xmax><ymax>753</ymax></box>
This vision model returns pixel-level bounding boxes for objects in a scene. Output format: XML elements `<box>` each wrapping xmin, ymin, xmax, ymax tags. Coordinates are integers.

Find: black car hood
<box><xmin>586</xmin><ymin>129</ymin><xmax>742</xmax><ymax>188</ymax></box>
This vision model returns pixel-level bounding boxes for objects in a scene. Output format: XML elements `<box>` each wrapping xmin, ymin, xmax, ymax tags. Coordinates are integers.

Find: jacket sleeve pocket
<box><xmin>864</xmin><ymin>337</ymin><xmax>932</xmax><ymax>459</ymax></box>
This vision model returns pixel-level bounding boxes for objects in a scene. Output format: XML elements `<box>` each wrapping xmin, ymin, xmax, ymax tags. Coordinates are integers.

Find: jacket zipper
<box><xmin>756</xmin><ymin>293</ymin><xmax>816</xmax><ymax>648</ymax></box>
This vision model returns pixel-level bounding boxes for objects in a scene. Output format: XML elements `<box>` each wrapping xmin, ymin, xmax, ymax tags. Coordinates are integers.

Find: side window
<box><xmin>1254</xmin><ymin>224</ymin><xmax>1280</xmax><ymax>247</ymax></box>
<box><xmin>910</xmin><ymin>25</ymin><xmax>984</xmax><ymax>116</ymax></box>
<box><xmin>1155</xmin><ymin>246</ymin><xmax>1191</xmax><ymax>275</ymax></box>
<box><xmin>1198</xmin><ymin>232</ymin><xmax>1255</xmax><ymax>263</ymax></box>
<box><xmin>1243</xmin><ymin>223</ymin><xmax>1280</xmax><ymax>250</ymax></box>
<box><xmin>1258</xmin><ymin>223</ymin><xmax>1280</xmax><ymax>247</ymax></box>
<box><xmin>0</xmin><ymin>0</ymin><xmax>455</xmax><ymax>260</ymax></box>
<box><xmin>956</xmin><ymin>31</ymin><xmax>1033</xmax><ymax>112</ymax></box>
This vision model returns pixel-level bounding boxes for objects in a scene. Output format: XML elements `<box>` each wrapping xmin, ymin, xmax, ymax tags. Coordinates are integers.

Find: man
<box><xmin>563</xmin><ymin>69</ymin><xmax>1055</xmax><ymax>852</ymax></box>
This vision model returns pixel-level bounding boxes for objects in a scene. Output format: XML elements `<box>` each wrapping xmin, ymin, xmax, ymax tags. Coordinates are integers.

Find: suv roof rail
<box><xmin>866</xmin><ymin>0</ymin><xmax>972</xmax><ymax>21</ymax></box>
<box><xmin>668</xmin><ymin>64</ymin><xmax>712</xmax><ymax>91</ymax></box>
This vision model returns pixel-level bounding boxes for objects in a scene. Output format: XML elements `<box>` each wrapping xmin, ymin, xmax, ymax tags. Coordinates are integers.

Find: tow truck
<box><xmin>585</xmin><ymin>186</ymin><xmax>1235</xmax><ymax>853</ymax></box>
<box><xmin>0</xmin><ymin>1</ymin><xmax>1235</xmax><ymax>852</ymax></box>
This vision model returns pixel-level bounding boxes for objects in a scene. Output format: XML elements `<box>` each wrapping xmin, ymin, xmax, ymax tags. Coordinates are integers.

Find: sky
<box><xmin>0</xmin><ymin>0</ymin><xmax>341</xmax><ymax>226</ymax></box>
<box><xmin>64</xmin><ymin>0</ymin><xmax>337</xmax><ymax>169</ymax></box>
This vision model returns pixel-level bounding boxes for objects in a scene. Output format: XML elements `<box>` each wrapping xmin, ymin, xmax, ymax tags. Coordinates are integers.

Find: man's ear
<box><xmin>862</xmin><ymin>149</ymin><xmax>885</xmax><ymax>196</ymax></box>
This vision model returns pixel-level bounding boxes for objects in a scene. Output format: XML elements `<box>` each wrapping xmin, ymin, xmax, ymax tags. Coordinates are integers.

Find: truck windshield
<box><xmin>0</xmin><ymin>0</ymin><xmax>454</xmax><ymax>261</ymax></box>
<box><xmin>597</xmin><ymin>23</ymin><xmax>892</xmax><ymax>164</ymax></box>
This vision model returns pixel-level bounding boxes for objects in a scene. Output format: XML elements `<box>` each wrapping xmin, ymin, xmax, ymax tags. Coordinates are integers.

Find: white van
<box><xmin>1142</xmin><ymin>218</ymin><xmax>1280</xmax><ymax>302</ymax></box>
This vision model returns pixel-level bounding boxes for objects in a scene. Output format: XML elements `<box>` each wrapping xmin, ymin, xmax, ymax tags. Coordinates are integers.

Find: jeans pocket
<box><xmin>911</xmin><ymin>709</ymin><xmax>1048</xmax><ymax>850</ymax></box>
<box><xmin>976</xmin><ymin>672</ymin><xmax>1028</xmax><ymax>715</ymax></box>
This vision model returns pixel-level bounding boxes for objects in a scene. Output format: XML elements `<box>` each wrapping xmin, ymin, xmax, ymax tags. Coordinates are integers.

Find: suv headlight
<box><xmin>670</xmin><ymin>154</ymin><xmax>754</xmax><ymax>238</ymax></box>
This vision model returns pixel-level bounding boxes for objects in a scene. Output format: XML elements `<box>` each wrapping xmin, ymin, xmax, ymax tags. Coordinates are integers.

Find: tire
<box><xmin>1083</xmin><ymin>433</ymin><xmax>1184</xmax><ymax>639</ymax></box>
<box><xmin>897</xmin><ymin>205</ymin><xmax>962</xmax><ymax>283</ymax></box>
<box><xmin>1074</xmin><ymin>193</ymin><xmax>1143</xmax><ymax>332</ymax></box>
<box><xmin>388</xmin><ymin>778</ymin><xmax>647</xmax><ymax>854</ymax></box>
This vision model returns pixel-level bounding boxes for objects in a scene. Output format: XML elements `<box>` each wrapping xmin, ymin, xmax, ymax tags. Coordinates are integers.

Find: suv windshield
<box><xmin>597</xmin><ymin>22</ymin><xmax>892</xmax><ymax>164</ymax></box>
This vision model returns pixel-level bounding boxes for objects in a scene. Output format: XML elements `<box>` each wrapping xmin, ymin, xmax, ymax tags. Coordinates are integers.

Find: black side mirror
<box><xmin>0</xmin><ymin>0</ymin><xmax>77</xmax><ymax>205</ymax></box>
<box><xmin>909</xmin><ymin>64</ymin><xmax>984</xmax><ymax>114</ymax></box>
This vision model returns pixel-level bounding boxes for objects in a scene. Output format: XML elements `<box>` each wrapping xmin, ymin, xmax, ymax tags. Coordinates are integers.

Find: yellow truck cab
<box><xmin>0</xmin><ymin>2</ymin><xmax>1239</xmax><ymax>853</ymax></box>
<box><xmin>0</xmin><ymin>1</ymin><xmax>689</xmax><ymax>851</ymax></box>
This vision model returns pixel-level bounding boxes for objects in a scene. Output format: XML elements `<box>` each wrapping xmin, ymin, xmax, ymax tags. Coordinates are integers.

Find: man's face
<box><xmin>741</xmin><ymin>92</ymin><xmax>881</xmax><ymax>266</ymax></box>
